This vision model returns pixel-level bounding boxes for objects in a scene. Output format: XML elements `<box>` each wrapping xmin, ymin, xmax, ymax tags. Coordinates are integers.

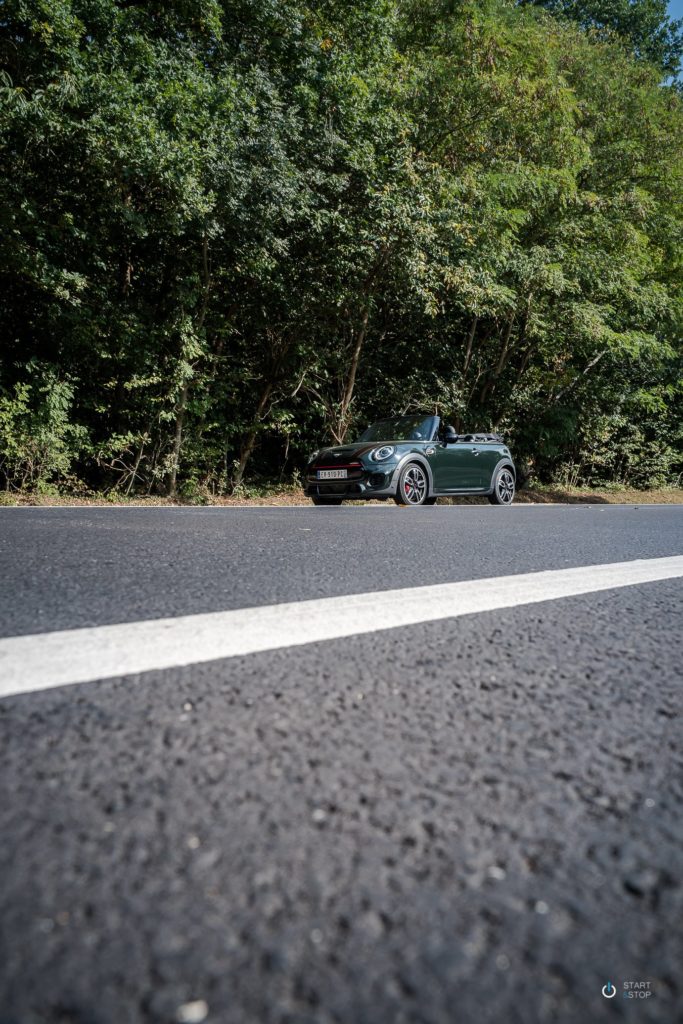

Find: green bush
<box><xmin>0</xmin><ymin>365</ymin><xmax>88</xmax><ymax>491</ymax></box>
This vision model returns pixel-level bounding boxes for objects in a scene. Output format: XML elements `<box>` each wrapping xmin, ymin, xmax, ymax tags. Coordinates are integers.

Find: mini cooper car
<box><xmin>305</xmin><ymin>414</ymin><xmax>516</xmax><ymax>506</ymax></box>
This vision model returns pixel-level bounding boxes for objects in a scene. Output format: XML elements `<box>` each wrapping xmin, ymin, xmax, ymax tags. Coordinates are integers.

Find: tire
<box><xmin>488</xmin><ymin>466</ymin><xmax>515</xmax><ymax>505</ymax></box>
<box><xmin>393</xmin><ymin>462</ymin><xmax>430</xmax><ymax>506</ymax></box>
<box><xmin>311</xmin><ymin>496</ymin><xmax>343</xmax><ymax>506</ymax></box>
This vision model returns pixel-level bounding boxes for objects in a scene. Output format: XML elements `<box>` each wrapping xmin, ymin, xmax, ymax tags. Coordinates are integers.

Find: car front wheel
<box><xmin>488</xmin><ymin>466</ymin><xmax>515</xmax><ymax>505</ymax></box>
<box><xmin>394</xmin><ymin>462</ymin><xmax>430</xmax><ymax>506</ymax></box>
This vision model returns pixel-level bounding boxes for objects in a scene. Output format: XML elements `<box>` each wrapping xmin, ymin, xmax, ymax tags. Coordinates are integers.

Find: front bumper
<box><xmin>304</xmin><ymin>463</ymin><xmax>397</xmax><ymax>499</ymax></box>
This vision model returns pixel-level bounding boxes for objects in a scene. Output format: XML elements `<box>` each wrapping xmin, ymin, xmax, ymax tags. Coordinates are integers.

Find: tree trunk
<box><xmin>231</xmin><ymin>329</ymin><xmax>294</xmax><ymax>491</ymax></box>
<box><xmin>333</xmin><ymin>307</ymin><xmax>369</xmax><ymax>443</ymax></box>
<box><xmin>125</xmin><ymin>432</ymin><xmax>148</xmax><ymax>495</ymax></box>
<box><xmin>120</xmin><ymin>191</ymin><xmax>133</xmax><ymax>297</ymax></box>
<box><xmin>491</xmin><ymin>313</ymin><xmax>530</xmax><ymax>430</ymax></box>
<box><xmin>232</xmin><ymin>379</ymin><xmax>275</xmax><ymax>492</ymax></box>
<box><xmin>462</xmin><ymin>316</ymin><xmax>478</xmax><ymax>376</ymax></box>
<box><xmin>479</xmin><ymin>314</ymin><xmax>515</xmax><ymax>406</ymax></box>
<box><xmin>166</xmin><ymin>235</ymin><xmax>212</xmax><ymax>497</ymax></box>
<box><xmin>549</xmin><ymin>350</ymin><xmax>608</xmax><ymax>406</ymax></box>
<box><xmin>196</xmin><ymin>235</ymin><xmax>211</xmax><ymax>332</ymax></box>
<box><xmin>167</xmin><ymin>384</ymin><xmax>188</xmax><ymax>497</ymax></box>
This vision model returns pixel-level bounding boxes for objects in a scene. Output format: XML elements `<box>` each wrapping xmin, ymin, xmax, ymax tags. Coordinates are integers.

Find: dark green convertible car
<box><xmin>305</xmin><ymin>413</ymin><xmax>516</xmax><ymax>506</ymax></box>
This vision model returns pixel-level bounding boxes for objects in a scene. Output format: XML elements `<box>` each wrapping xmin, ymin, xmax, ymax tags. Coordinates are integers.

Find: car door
<box><xmin>427</xmin><ymin>441</ymin><xmax>483</xmax><ymax>490</ymax></box>
<box><xmin>476</xmin><ymin>444</ymin><xmax>503</xmax><ymax>489</ymax></box>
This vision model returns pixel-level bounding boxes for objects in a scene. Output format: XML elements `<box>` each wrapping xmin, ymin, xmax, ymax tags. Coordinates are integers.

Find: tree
<box><xmin>523</xmin><ymin>0</ymin><xmax>683</xmax><ymax>77</ymax></box>
<box><xmin>1</xmin><ymin>0</ymin><xmax>681</xmax><ymax>495</ymax></box>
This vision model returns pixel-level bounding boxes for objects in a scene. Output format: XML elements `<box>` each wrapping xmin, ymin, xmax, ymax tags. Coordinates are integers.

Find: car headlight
<box><xmin>370</xmin><ymin>445</ymin><xmax>395</xmax><ymax>462</ymax></box>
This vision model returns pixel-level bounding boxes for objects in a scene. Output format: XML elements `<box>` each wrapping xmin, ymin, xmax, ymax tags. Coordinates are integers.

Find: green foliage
<box><xmin>523</xmin><ymin>0</ymin><xmax>683</xmax><ymax>77</ymax></box>
<box><xmin>0</xmin><ymin>365</ymin><xmax>88</xmax><ymax>489</ymax></box>
<box><xmin>0</xmin><ymin>0</ymin><xmax>681</xmax><ymax>494</ymax></box>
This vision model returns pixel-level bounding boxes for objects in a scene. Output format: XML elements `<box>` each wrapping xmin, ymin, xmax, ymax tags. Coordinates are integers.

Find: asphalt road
<box><xmin>0</xmin><ymin>505</ymin><xmax>681</xmax><ymax>1024</ymax></box>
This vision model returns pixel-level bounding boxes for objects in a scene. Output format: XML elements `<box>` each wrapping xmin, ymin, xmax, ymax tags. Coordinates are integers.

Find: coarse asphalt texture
<box><xmin>0</xmin><ymin>504</ymin><xmax>681</xmax><ymax>1024</ymax></box>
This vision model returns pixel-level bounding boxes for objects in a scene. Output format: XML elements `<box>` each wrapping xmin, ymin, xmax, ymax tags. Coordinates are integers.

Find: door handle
<box><xmin>471</xmin><ymin>449</ymin><xmax>480</xmax><ymax>455</ymax></box>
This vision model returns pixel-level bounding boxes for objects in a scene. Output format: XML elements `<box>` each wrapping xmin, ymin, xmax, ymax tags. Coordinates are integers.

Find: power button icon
<box><xmin>602</xmin><ymin>982</ymin><xmax>617</xmax><ymax>998</ymax></box>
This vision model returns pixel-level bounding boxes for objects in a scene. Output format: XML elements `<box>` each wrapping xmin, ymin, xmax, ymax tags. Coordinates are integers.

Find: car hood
<box><xmin>311</xmin><ymin>442</ymin><xmax>379</xmax><ymax>464</ymax></box>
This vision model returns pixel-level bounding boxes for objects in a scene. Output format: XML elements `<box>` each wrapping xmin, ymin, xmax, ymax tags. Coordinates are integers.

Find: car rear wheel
<box><xmin>488</xmin><ymin>466</ymin><xmax>515</xmax><ymax>505</ymax></box>
<box><xmin>311</xmin><ymin>496</ymin><xmax>343</xmax><ymax>506</ymax></box>
<box><xmin>394</xmin><ymin>462</ymin><xmax>430</xmax><ymax>506</ymax></box>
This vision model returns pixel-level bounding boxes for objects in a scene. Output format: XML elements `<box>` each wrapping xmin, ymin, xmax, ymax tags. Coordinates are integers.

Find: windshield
<box><xmin>357</xmin><ymin>415</ymin><xmax>435</xmax><ymax>443</ymax></box>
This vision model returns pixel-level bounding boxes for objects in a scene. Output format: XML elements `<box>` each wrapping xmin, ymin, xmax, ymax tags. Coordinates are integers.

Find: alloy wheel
<box><xmin>401</xmin><ymin>464</ymin><xmax>427</xmax><ymax>504</ymax></box>
<box><xmin>497</xmin><ymin>469</ymin><xmax>515</xmax><ymax>504</ymax></box>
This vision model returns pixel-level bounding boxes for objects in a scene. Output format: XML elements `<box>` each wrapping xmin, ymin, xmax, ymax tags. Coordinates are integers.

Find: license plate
<box><xmin>317</xmin><ymin>469</ymin><xmax>347</xmax><ymax>480</ymax></box>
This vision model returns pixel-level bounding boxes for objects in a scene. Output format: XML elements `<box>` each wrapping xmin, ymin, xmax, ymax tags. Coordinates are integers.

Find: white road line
<box><xmin>1</xmin><ymin>556</ymin><xmax>682</xmax><ymax>699</ymax></box>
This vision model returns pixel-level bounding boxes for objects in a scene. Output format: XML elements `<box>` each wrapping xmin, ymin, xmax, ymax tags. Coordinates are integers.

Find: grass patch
<box><xmin>2</xmin><ymin>483</ymin><xmax>682</xmax><ymax>506</ymax></box>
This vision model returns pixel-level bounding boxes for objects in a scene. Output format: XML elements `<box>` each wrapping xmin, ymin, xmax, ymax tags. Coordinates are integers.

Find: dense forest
<box><xmin>1</xmin><ymin>0</ymin><xmax>682</xmax><ymax>496</ymax></box>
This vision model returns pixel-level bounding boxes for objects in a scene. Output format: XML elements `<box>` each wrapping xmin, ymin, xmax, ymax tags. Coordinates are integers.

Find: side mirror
<box><xmin>443</xmin><ymin>425</ymin><xmax>457</xmax><ymax>444</ymax></box>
